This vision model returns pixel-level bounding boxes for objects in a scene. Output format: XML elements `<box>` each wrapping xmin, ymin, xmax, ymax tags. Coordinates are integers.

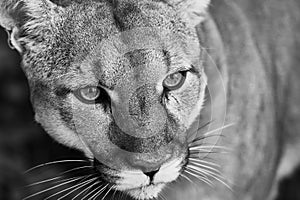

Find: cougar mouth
<box><xmin>126</xmin><ymin>183</ymin><xmax>166</xmax><ymax>200</ymax></box>
<box><xmin>92</xmin><ymin>156</ymin><xmax>185</xmax><ymax>199</ymax></box>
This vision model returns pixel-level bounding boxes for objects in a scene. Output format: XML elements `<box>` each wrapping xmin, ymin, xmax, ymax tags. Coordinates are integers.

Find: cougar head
<box><xmin>0</xmin><ymin>0</ymin><xmax>210</xmax><ymax>199</ymax></box>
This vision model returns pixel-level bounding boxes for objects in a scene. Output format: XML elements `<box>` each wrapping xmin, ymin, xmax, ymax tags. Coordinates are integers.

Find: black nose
<box><xmin>143</xmin><ymin>169</ymin><xmax>160</xmax><ymax>183</ymax></box>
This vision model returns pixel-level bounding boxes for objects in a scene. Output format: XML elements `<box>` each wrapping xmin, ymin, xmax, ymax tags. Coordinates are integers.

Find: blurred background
<box><xmin>0</xmin><ymin>25</ymin><xmax>299</xmax><ymax>200</ymax></box>
<box><xmin>0</xmin><ymin>27</ymin><xmax>88</xmax><ymax>200</ymax></box>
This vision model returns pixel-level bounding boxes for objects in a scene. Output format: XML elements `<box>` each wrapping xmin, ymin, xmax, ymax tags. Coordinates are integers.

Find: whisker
<box><xmin>189</xmin><ymin>149</ymin><xmax>229</xmax><ymax>154</ymax></box>
<box><xmin>187</xmin><ymin>158</ymin><xmax>220</xmax><ymax>168</ymax></box>
<box><xmin>188</xmin><ymin>120</ymin><xmax>213</xmax><ymax>142</ymax></box>
<box><xmin>72</xmin><ymin>179</ymin><xmax>101</xmax><ymax>200</ymax></box>
<box><xmin>190</xmin><ymin>145</ymin><xmax>229</xmax><ymax>149</ymax></box>
<box><xmin>25</xmin><ymin>176</ymin><xmax>66</xmax><ymax>188</ymax></box>
<box><xmin>187</xmin><ymin>165</ymin><xmax>221</xmax><ymax>179</ymax></box>
<box><xmin>185</xmin><ymin>169</ymin><xmax>214</xmax><ymax>187</ymax></box>
<box><xmin>206</xmin><ymin>173</ymin><xmax>232</xmax><ymax>191</ymax></box>
<box><xmin>203</xmin><ymin>123</ymin><xmax>235</xmax><ymax>137</ymax></box>
<box><xmin>158</xmin><ymin>192</ymin><xmax>167</xmax><ymax>200</ymax></box>
<box><xmin>81</xmin><ymin>184</ymin><xmax>102</xmax><ymax>200</ymax></box>
<box><xmin>58</xmin><ymin>180</ymin><xmax>97</xmax><ymax>200</ymax></box>
<box><xmin>189</xmin><ymin>120</ymin><xmax>212</xmax><ymax>135</ymax></box>
<box><xmin>26</xmin><ymin>166</ymin><xmax>94</xmax><ymax>188</ymax></box>
<box><xmin>188</xmin><ymin>169</ymin><xmax>215</xmax><ymax>187</ymax></box>
<box><xmin>25</xmin><ymin>159</ymin><xmax>91</xmax><ymax>174</ymax></box>
<box><xmin>179</xmin><ymin>173</ymin><xmax>194</xmax><ymax>184</ymax></box>
<box><xmin>45</xmin><ymin>176</ymin><xmax>96</xmax><ymax>200</ymax></box>
<box><xmin>189</xmin><ymin>156</ymin><xmax>218</xmax><ymax>162</ymax></box>
<box><xmin>58</xmin><ymin>175</ymin><xmax>98</xmax><ymax>199</ymax></box>
<box><xmin>88</xmin><ymin>183</ymin><xmax>108</xmax><ymax>200</ymax></box>
<box><xmin>119</xmin><ymin>188</ymin><xmax>125</xmax><ymax>200</ymax></box>
<box><xmin>196</xmin><ymin>120</ymin><xmax>213</xmax><ymax>132</ymax></box>
<box><xmin>187</xmin><ymin>165</ymin><xmax>232</xmax><ymax>191</ymax></box>
<box><xmin>189</xmin><ymin>133</ymin><xmax>225</xmax><ymax>145</ymax></box>
<box><xmin>188</xmin><ymin>164</ymin><xmax>220</xmax><ymax>176</ymax></box>
<box><xmin>57</xmin><ymin>165</ymin><xmax>94</xmax><ymax>176</ymax></box>
<box><xmin>109</xmin><ymin>187</ymin><xmax>118</xmax><ymax>200</ymax></box>
<box><xmin>184</xmin><ymin>169</ymin><xmax>214</xmax><ymax>187</ymax></box>
<box><xmin>101</xmin><ymin>185</ymin><xmax>113</xmax><ymax>200</ymax></box>
<box><xmin>189</xmin><ymin>145</ymin><xmax>231</xmax><ymax>151</ymax></box>
<box><xmin>22</xmin><ymin>175</ymin><xmax>87</xmax><ymax>200</ymax></box>
<box><xmin>185</xmin><ymin>166</ymin><xmax>209</xmax><ymax>179</ymax></box>
<box><xmin>188</xmin><ymin>162</ymin><xmax>221</xmax><ymax>174</ymax></box>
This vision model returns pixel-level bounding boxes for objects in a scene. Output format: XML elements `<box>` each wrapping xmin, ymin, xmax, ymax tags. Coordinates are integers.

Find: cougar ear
<box><xmin>0</xmin><ymin>0</ymin><xmax>24</xmax><ymax>52</ymax></box>
<box><xmin>167</xmin><ymin>0</ymin><xmax>211</xmax><ymax>27</ymax></box>
<box><xmin>0</xmin><ymin>0</ymin><xmax>64</xmax><ymax>53</ymax></box>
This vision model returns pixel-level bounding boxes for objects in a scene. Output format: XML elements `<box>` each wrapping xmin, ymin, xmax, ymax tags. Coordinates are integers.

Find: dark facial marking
<box><xmin>58</xmin><ymin>107</ymin><xmax>74</xmax><ymax>127</ymax></box>
<box><xmin>162</xmin><ymin>49</ymin><xmax>172</xmax><ymax>67</ymax></box>
<box><xmin>129</xmin><ymin>85</ymin><xmax>154</xmax><ymax>126</ymax></box>
<box><xmin>118</xmin><ymin>2</ymin><xmax>141</xmax><ymax>19</ymax></box>
<box><xmin>55</xmin><ymin>86</ymin><xmax>71</xmax><ymax>97</ymax></box>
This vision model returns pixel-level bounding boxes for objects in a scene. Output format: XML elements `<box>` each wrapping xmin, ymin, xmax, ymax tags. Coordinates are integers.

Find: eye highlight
<box><xmin>163</xmin><ymin>71</ymin><xmax>187</xmax><ymax>91</ymax></box>
<box><xmin>74</xmin><ymin>86</ymin><xmax>101</xmax><ymax>104</ymax></box>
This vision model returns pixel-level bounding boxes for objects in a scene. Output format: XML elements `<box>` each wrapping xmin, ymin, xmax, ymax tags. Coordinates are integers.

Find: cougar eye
<box><xmin>74</xmin><ymin>86</ymin><xmax>101</xmax><ymax>104</ymax></box>
<box><xmin>163</xmin><ymin>71</ymin><xmax>187</xmax><ymax>90</ymax></box>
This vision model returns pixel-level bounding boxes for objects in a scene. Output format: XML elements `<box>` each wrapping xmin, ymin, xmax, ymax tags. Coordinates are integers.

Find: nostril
<box><xmin>143</xmin><ymin>169</ymin><xmax>160</xmax><ymax>183</ymax></box>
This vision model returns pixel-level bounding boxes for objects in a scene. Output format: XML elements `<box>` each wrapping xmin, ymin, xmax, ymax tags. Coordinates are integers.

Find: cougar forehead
<box><xmin>23</xmin><ymin>0</ymin><xmax>200</xmax><ymax>83</ymax></box>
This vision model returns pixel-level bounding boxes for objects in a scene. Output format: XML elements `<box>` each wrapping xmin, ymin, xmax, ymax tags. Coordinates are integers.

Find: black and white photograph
<box><xmin>0</xmin><ymin>0</ymin><xmax>299</xmax><ymax>199</ymax></box>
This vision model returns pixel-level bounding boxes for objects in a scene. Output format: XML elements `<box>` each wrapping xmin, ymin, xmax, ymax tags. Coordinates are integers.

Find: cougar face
<box><xmin>1</xmin><ymin>0</ymin><xmax>209</xmax><ymax>198</ymax></box>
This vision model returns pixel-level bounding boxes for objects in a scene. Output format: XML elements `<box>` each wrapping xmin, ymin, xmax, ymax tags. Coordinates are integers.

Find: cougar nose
<box><xmin>134</xmin><ymin>161</ymin><xmax>161</xmax><ymax>174</ymax></box>
<box><xmin>127</xmin><ymin>152</ymin><xmax>172</xmax><ymax>173</ymax></box>
<box><xmin>143</xmin><ymin>169</ymin><xmax>160</xmax><ymax>182</ymax></box>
